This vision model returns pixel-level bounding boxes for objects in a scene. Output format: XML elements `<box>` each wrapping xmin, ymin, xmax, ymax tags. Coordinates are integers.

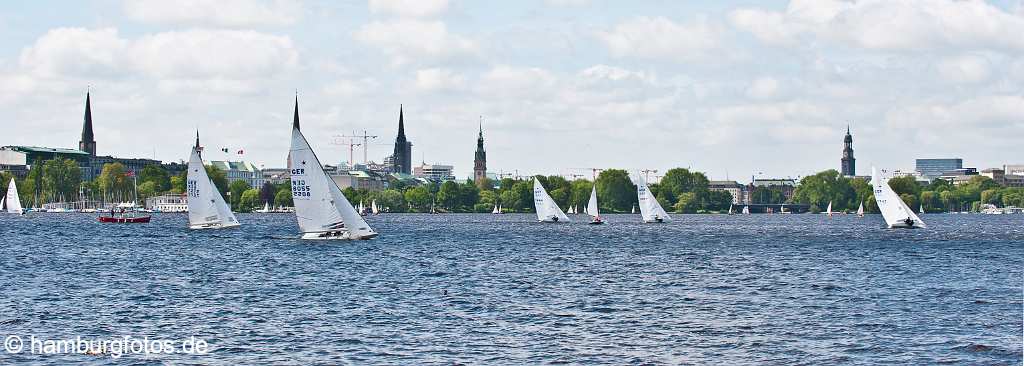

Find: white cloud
<box><xmin>131</xmin><ymin>30</ymin><xmax>299</xmax><ymax>79</ymax></box>
<box><xmin>731</xmin><ymin>0</ymin><xmax>1024</xmax><ymax>51</ymax></box>
<box><xmin>354</xmin><ymin>19</ymin><xmax>476</xmax><ymax>64</ymax></box>
<box><xmin>885</xmin><ymin>95</ymin><xmax>1024</xmax><ymax>144</ymax></box>
<box><xmin>745</xmin><ymin>76</ymin><xmax>781</xmax><ymax>100</ymax></box>
<box><xmin>368</xmin><ymin>0</ymin><xmax>449</xmax><ymax>18</ymax></box>
<box><xmin>123</xmin><ymin>0</ymin><xmax>300</xmax><ymax>27</ymax></box>
<box><xmin>414</xmin><ymin>68</ymin><xmax>465</xmax><ymax>92</ymax></box>
<box><xmin>19</xmin><ymin>28</ymin><xmax>128</xmax><ymax>77</ymax></box>
<box><xmin>598</xmin><ymin>16</ymin><xmax>725</xmax><ymax>61</ymax></box>
<box><xmin>479</xmin><ymin>65</ymin><xmax>556</xmax><ymax>97</ymax></box>
<box><xmin>936</xmin><ymin>54</ymin><xmax>992</xmax><ymax>84</ymax></box>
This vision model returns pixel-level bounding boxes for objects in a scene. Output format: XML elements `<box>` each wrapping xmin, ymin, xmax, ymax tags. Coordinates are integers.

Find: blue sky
<box><xmin>2</xmin><ymin>0</ymin><xmax>1023</xmax><ymax>181</ymax></box>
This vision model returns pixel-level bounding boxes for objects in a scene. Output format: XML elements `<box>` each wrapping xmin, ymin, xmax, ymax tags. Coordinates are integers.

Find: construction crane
<box><xmin>335</xmin><ymin>130</ymin><xmax>379</xmax><ymax>164</ymax></box>
<box><xmin>567</xmin><ymin>168</ymin><xmax>605</xmax><ymax>180</ymax></box>
<box><xmin>330</xmin><ymin>136</ymin><xmax>361</xmax><ymax>166</ymax></box>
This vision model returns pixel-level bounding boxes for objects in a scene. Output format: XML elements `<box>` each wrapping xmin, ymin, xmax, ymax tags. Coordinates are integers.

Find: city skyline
<box><xmin>1</xmin><ymin>1</ymin><xmax>1023</xmax><ymax>179</ymax></box>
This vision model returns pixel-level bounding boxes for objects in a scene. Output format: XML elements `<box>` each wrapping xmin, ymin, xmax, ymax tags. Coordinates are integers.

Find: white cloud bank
<box><xmin>123</xmin><ymin>0</ymin><xmax>301</xmax><ymax>27</ymax></box>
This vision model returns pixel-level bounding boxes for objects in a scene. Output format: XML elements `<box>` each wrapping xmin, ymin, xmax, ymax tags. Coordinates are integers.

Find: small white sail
<box><xmin>631</xmin><ymin>204</ymin><xmax>636</xmax><ymax>214</ymax></box>
<box><xmin>289</xmin><ymin>113</ymin><xmax>377</xmax><ymax>240</ymax></box>
<box><xmin>919</xmin><ymin>204</ymin><xmax>924</xmax><ymax>215</ymax></box>
<box><xmin>372</xmin><ymin>200</ymin><xmax>380</xmax><ymax>215</ymax></box>
<box><xmin>187</xmin><ymin>133</ymin><xmax>239</xmax><ymax>229</ymax></box>
<box><xmin>826</xmin><ymin>201</ymin><xmax>833</xmax><ymax>217</ymax></box>
<box><xmin>6</xmin><ymin>178</ymin><xmax>23</xmax><ymax>214</ymax></box>
<box><xmin>857</xmin><ymin>202</ymin><xmax>864</xmax><ymax>217</ymax></box>
<box><xmin>587</xmin><ymin>185</ymin><xmax>600</xmax><ymax>220</ymax></box>
<box><xmin>492</xmin><ymin>204</ymin><xmax>499</xmax><ymax>214</ymax></box>
<box><xmin>497</xmin><ymin>204</ymin><xmax>503</xmax><ymax>214</ymax></box>
<box><xmin>728</xmin><ymin>204</ymin><xmax>734</xmax><ymax>215</ymax></box>
<box><xmin>533</xmin><ymin>177</ymin><xmax>570</xmax><ymax>222</ymax></box>
<box><xmin>872</xmin><ymin>167</ymin><xmax>926</xmax><ymax>229</ymax></box>
<box><xmin>742</xmin><ymin>205</ymin><xmax>750</xmax><ymax>214</ymax></box>
<box><xmin>635</xmin><ymin>176</ymin><xmax>670</xmax><ymax>223</ymax></box>
<box><xmin>359</xmin><ymin>201</ymin><xmax>366</xmax><ymax>214</ymax></box>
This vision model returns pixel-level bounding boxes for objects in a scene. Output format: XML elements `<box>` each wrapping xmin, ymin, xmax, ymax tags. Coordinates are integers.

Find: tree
<box><xmin>259</xmin><ymin>182</ymin><xmax>277</xmax><ymax>205</ymax></box>
<box><xmin>137</xmin><ymin>181</ymin><xmax>158</xmax><ymax>202</ymax></box>
<box><xmin>750</xmin><ymin>186</ymin><xmax>785</xmax><ymax>204</ymax></box>
<box><xmin>274</xmin><ymin>190</ymin><xmax>293</xmax><ymax>207</ymax></box>
<box><xmin>459</xmin><ymin>179</ymin><xmax>480</xmax><ymax>211</ymax></box>
<box><xmin>920</xmin><ymin>191</ymin><xmax>938</xmax><ymax>212</ymax></box>
<box><xmin>228</xmin><ymin>180</ymin><xmax>250</xmax><ymax>209</ymax></box>
<box><xmin>98</xmin><ymin>163</ymin><xmax>128</xmax><ymax>198</ymax></box>
<box><xmin>673</xmin><ymin>192</ymin><xmax>698</xmax><ymax>213</ymax></box>
<box><xmin>595</xmin><ymin>169</ymin><xmax>635</xmax><ymax>212</ymax></box>
<box><xmin>139</xmin><ymin>165</ymin><xmax>170</xmax><ymax>192</ymax></box>
<box><xmin>899</xmin><ymin>193</ymin><xmax>919</xmax><ymax>211</ymax></box>
<box><xmin>509</xmin><ymin>180</ymin><xmax>533</xmax><ymax>212</ymax></box>
<box><xmin>169</xmin><ymin>175</ymin><xmax>186</xmax><ymax>194</ymax></box>
<box><xmin>887</xmin><ymin>175</ymin><xmax>920</xmax><ymax>197</ymax></box>
<box><xmin>404</xmin><ymin>186</ymin><xmax>432</xmax><ymax>212</ymax></box>
<box><xmin>375</xmin><ymin>189</ymin><xmax>406</xmax><ymax>213</ymax></box>
<box><xmin>437</xmin><ymin>181</ymin><xmax>460</xmax><ymax>210</ymax></box>
<box><xmin>980</xmin><ymin>189</ymin><xmax>1002</xmax><ymax>206</ymax></box>
<box><xmin>792</xmin><ymin>170</ymin><xmax>856</xmax><ymax>211</ymax></box>
<box><xmin>704</xmin><ymin>190</ymin><xmax>734</xmax><ymax>212</ymax></box>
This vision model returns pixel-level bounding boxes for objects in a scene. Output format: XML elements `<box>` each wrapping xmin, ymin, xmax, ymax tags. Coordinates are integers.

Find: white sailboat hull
<box><xmin>190</xmin><ymin>221</ymin><xmax>241</xmax><ymax>230</ymax></box>
<box><xmin>301</xmin><ymin>230</ymin><xmax>378</xmax><ymax>240</ymax></box>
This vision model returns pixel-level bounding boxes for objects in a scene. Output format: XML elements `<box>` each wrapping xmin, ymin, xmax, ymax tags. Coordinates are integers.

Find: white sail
<box><xmin>587</xmin><ymin>185</ymin><xmax>600</xmax><ymax>219</ymax></box>
<box><xmin>635</xmin><ymin>176</ymin><xmax>670</xmax><ymax>223</ymax></box>
<box><xmin>919</xmin><ymin>204</ymin><xmax>924</xmax><ymax>215</ymax></box>
<box><xmin>857</xmin><ymin>202</ymin><xmax>864</xmax><ymax>217</ymax></box>
<box><xmin>631</xmin><ymin>204</ymin><xmax>636</xmax><ymax>214</ymax></box>
<box><xmin>742</xmin><ymin>205</ymin><xmax>750</xmax><ymax>214</ymax></box>
<box><xmin>826</xmin><ymin>201</ymin><xmax>833</xmax><ymax>216</ymax></box>
<box><xmin>372</xmin><ymin>200</ymin><xmax>379</xmax><ymax>215</ymax></box>
<box><xmin>533</xmin><ymin>177</ymin><xmax>570</xmax><ymax>222</ymax></box>
<box><xmin>289</xmin><ymin>124</ymin><xmax>377</xmax><ymax>239</ymax></box>
<box><xmin>872</xmin><ymin>167</ymin><xmax>926</xmax><ymax>229</ymax></box>
<box><xmin>728</xmin><ymin>204</ymin><xmax>734</xmax><ymax>215</ymax></box>
<box><xmin>187</xmin><ymin>137</ymin><xmax>239</xmax><ymax>229</ymax></box>
<box><xmin>492</xmin><ymin>204</ymin><xmax>499</xmax><ymax>214</ymax></box>
<box><xmin>498</xmin><ymin>204</ymin><xmax>503</xmax><ymax>214</ymax></box>
<box><xmin>6</xmin><ymin>178</ymin><xmax>23</xmax><ymax>214</ymax></box>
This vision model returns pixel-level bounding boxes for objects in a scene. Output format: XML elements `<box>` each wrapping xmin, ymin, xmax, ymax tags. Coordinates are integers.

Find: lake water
<box><xmin>1</xmin><ymin>213</ymin><xmax>1022</xmax><ymax>365</ymax></box>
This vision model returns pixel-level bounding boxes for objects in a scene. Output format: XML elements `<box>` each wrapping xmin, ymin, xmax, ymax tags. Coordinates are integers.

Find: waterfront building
<box><xmin>841</xmin><ymin>126</ymin><xmax>855</xmax><ymax>177</ymax></box>
<box><xmin>327</xmin><ymin>165</ymin><xmax>388</xmax><ymax>191</ymax></box>
<box><xmin>262</xmin><ymin>168</ymin><xmax>291</xmax><ymax>185</ymax></box>
<box><xmin>473</xmin><ymin>120</ymin><xmax>487</xmax><ymax>185</ymax></box>
<box><xmin>916</xmin><ymin>158</ymin><xmax>963</xmax><ymax>181</ymax></box>
<box><xmin>414</xmin><ymin>163</ymin><xmax>455</xmax><ymax>182</ymax></box>
<box><xmin>709</xmin><ymin>180</ymin><xmax>745</xmax><ymax>204</ymax></box>
<box><xmin>145</xmin><ymin>194</ymin><xmax>188</xmax><ymax>212</ymax></box>
<box><xmin>747</xmin><ymin>178</ymin><xmax>796</xmax><ymax>204</ymax></box>
<box><xmin>391</xmin><ymin>105</ymin><xmax>413</xmax><ymax>175</ymax></box>
<box><xmin>209</xmin><ymin>160</ymin><xmax>264</xmax><ymax>188</ymax></box>
<box><xmin>1004</xmin><ymin>164</ymin><xmax>1024</xmax><ymax>176</ymax></box>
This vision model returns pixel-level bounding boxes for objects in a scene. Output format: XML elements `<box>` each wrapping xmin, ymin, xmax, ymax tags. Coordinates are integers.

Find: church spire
<box><xmin>397</xmin><ymin>104</ymin><xmax>405</xmax><ymax>138</ymax></box>
<box><xmin>79</xmin><ymin>89</ymin><xmax>97</xmax><ymax>156</ymax></box>
<box><xmin>195</xmin><ymin>130</ymin><xmax>200</xmax><ymax>148</ymax></box>
<box><xmin>292</xmin><ymin>94</ymin><xmax>300</xmax><ymax>130</ymax></box>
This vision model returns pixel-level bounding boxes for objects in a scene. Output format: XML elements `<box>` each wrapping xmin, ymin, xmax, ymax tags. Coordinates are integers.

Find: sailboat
<box><xmin>358</xmin><ymin>201</ymin><xmax>367</xmax><ymax>216</ymax></box>
<box><xmin>186</xmin><ymin>132</ymin><xmax>240</xmax><ymax>229</ymax></box>
<box><xmin>635</xmin><ymin>176</ymin><xmax>670</xmax><ymax>223</ymax></box>
<box><xmin>919</xmin><ymin>204</ymin><xmax>925</xmax><ymax>215</ymax></box>
<box><xmin>256</xmin><ymin>202</ymin><xmax>272</xmax><ymax>213</ymax></box>
<box><xmin>6</xmin><ymin>178</ymin><xmax>24</xmax><ymax>215</ymax></box>
<box><xmin>728</xmin><ymin>204</ymin><xmax>734</xmax><ymax>215</ymax></box>
<box><xmin>371</xmin><ymin>200</ymin><xmax>380</xmax><ymax>215</ymax></box>
<box><xmin>631</xmin><ymin>204</ymin><xmax>636</xmax><ymax>214</ymax></box>
<box><xmin>826</xmin><ymin>201</ymin><xmax>833</xmax><ymax>217</ymax></box>
<box><xmin>857</xmin><ymin>202</ymin><xmax>864</xmax><ymax>217</ymax></box>
<box><xmin>497</xmin><ymin>204</ymin><xmax>503</xmax><ymax>214</ymax></box>
<box><xmin>533</xmin><ymin>177</ymin><xmax>570</xmax><ymax>223</ymax></box>
<box><xmin>742</xmin><ymin>205</ymin><xmax>750</xmax><ymax>215</ymax></box>
<box><xmin>587</xmin><ymin>185</ymin><xmax>603</xmax><ymax>225</ymax></box>
<box><xmin>492</xmin><ymin>203</ymin><xmax>500</xmax><ymax>214</ymax></box>
<box><xmin>288</xmin><ymin>98</ymin><xmax>377</xmax><ymax>240</ymax></box>
<box><xmin>872</xmin><ymin>167</ymin><xmax>926</xmax><ymax>229</ymax></box>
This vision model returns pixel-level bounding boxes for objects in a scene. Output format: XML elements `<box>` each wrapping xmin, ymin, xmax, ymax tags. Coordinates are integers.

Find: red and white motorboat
<box><xmin>98</xmin><ymin>205</ymin><xmax>151</xmax><ymax>223</ymax></box>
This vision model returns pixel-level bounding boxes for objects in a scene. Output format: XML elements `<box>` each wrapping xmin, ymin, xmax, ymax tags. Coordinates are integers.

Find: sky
<box><xmin>1</xmin><ymin>0</ymin><xmax>1023</xmax><ymax>182</ymax></box>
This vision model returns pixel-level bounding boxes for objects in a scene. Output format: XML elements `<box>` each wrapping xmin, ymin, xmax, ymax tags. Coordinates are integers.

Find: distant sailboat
<box><xmin>919</xmin><ymin>204</ymin><xmax>925</xmax><ymax>215</ymax></box>
<box><xmin>872</xmin><ymin>167</ymin><xmax>926</xmax><ymax>229</ymax></box>
<box><xmin>857</xmin><ymin>202</ymin><xmax>864</xmax><ymax>217</ymax></box>
<box><xmin>256</xmin><ymin>202</ymin><xmax>271</xmax><ymax>213</ymax></box>
<box><xmin>631</xmin><ymin>204</ymin><xmax>636</xmax><ymax>214</ymax></box>
<box><xmin>498</xmin><ymin>204</ymin><xmax>503</xmax><ymax>214</ymax></box>
<box><xmin>492</xmin><ymin>203</ymin><xmax>500</xmax><ymax>214</ymax></box>
<box><xmin>371</xmin><ymin>200</ymin><xmax>380</xmax><ymax>215</ymax></box>
<box><xmin>728</xmin><ymin>204</ymin><xmax>734</xmax><ymax>215</ymax></box>
<box><xmin>635</xmin><ymin>176</ymin><xmax>670</xmax><ymax>223</ymax></box>
<box><xmin>826</xmin><ymin>201</ymin><xmax>833</xmax><ymax>217</ymax></box>
<box><xmin>533</xmin><ymin>177</ymin><xmax>570</xmax><ymax>223</ymax></box>
<box><xmin>742</xmin><ymin>205</ymin><xmax>750</xmax><ymax>215</ymax></box>
<box><xmin>587</xmin><ymin>185</ymin><xmax>603</xmax><ymax>225</ymax></box>
<box><xmin>288</xmin><ymin>99</ymin><xmax>377</xmax><ymax>240</ymax></box>
<box><xmin>358</xmin><ymin>201</ymin><xmax>367</xmax><ymax>216</ymax></box>
<box><xmin>187</xmin><ymin>132</ymin><xmax>239</xmax><ymax>229</ymax></box>
<box><xmin>5</xmin><ymin>178</ymin><xmax>24</xmax><ymax>215</ymax></box>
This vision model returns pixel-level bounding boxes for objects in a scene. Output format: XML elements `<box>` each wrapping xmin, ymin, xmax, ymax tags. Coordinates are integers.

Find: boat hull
<box><xmin>301</xmin><ymin>231</ymin><xmax>378</xmax><ymax>240</ymax></box>
<box><xmin>189</xmin><ymin>222</ymin><xmax>241</xmax><ymax>230</ymax></box>
<box><xmin>98</xmin><ymin>216</ymin><xmax>151</xmax><ymax>223</ymax></box>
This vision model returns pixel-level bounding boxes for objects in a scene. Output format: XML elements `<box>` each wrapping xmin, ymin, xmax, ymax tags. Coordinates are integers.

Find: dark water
<box><xmin>1</xmin><ymin>213</ymin><xmax>1022</xmax><ymax>365</ymax></box>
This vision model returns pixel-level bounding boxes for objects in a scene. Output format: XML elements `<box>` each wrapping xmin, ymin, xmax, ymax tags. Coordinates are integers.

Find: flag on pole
<box><xmin>125</xmin><ymin>170</ymin><xmax>135</xmax><ymax>177</ymax></box>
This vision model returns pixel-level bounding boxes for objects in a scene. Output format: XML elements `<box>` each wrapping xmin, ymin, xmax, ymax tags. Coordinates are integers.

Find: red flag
<box><xmin>125</xmin><ymin>170</ymin><xmax>135</xmax><ymax>177</ymax></box>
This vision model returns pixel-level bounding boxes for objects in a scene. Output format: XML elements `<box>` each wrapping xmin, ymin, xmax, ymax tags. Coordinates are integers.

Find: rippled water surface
<box><xmin>1</xmin><ymin>213</ymin><xmax>1022</xmax><ymax>365</ymax></box>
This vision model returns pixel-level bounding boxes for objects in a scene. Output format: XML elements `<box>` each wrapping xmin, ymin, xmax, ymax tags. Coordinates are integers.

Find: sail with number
<box><xmin>635</xmin><ymin>176</ymin><xmax>670</xmax><ymax>223</ymax></box>
<box><xmin>187</xmin><ymin>133</ymin><xmax>239</xmax><ymax>229</ymax></box>
<box><xmin>289</xmin><ymin>99</ymin><xmax>377</xmax><ymax>240</ymax></box>
<box><xmin>6</xmin><ymin>178</ymin><xmax>23</xmax><ymax>214</ymax></box>
<box><xmin>872</xmin><ymin>167</ymin><xmax>926</xmax><ymax>229</ymax></box>
<box><xmin>533</xmin><ymin>177</ymin><xmax>570</xmax><ymax>222</ymax></box>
